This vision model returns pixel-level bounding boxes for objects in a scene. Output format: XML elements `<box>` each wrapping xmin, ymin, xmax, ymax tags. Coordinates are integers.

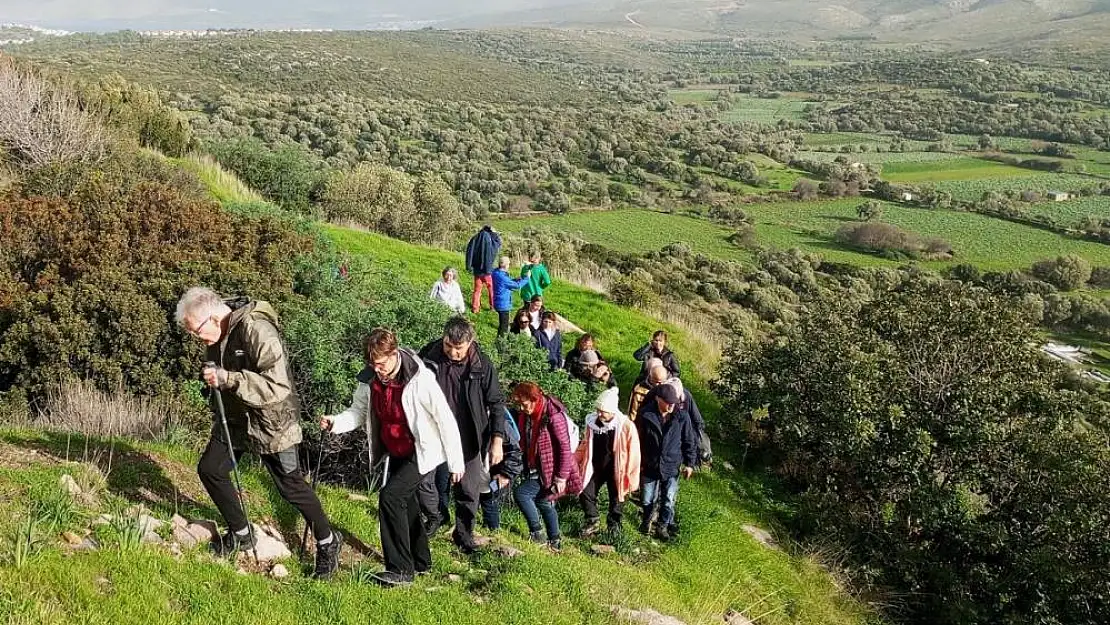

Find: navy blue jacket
<box><xmin>465</xmin><ymin>227</ymin><xmax>502</xmax><ymax>277</ymax></box>
<box><xmin>534</xmin><ymin>328</ymin><xmax>563</xmax><ymax>370</ymax></box>
<box><xmin>637</xmin><ymin>403</ymin><xmax>699</xmax><ymax>481</ymax></box>
<box><xmin>639</xmin><ymin>386</ymin><xmax>712</xmax><ymax>462</ymax></box>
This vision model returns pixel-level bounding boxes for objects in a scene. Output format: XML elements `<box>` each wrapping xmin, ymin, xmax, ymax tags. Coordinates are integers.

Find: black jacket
<box><xmin>633</xmin><ymin>343</ymin><xmax>680</xmax><ymax>383</ymax></box>
<box><xmin>639</xmin><ymin>386</ymin><xmax>711</xmax><ymax>461</ymax></box>
<box><xmin>564</xmin><ymin>347</ymin><xmax>608</xmax><ymax>381</ymax></box>
<box><xmin>490</xmin><ymin>408</ymin><xmax>524</xmax><ymax>481</ymax></box>
<box><xmin>418</xmin><ymin>340</ymin><xmax>507</xmax><ymax>454</ymax></box>
<box><xmin>637</xmin><ymin>403</ymin><xmax>699</xmax><ymax>481</ymax></box>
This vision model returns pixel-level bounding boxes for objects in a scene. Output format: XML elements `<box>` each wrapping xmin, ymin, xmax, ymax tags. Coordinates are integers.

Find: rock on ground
<box><xmin>494</xmin><ymin>545</ymin><xmax>524</xmax><ymax>558</ymax></box>
<box><xmin>270</xmin><ymin>564</ymin><xmax>289</xmax><ymax>579</ymax></box>
<box><xmin>723</xmin><ymin>610</ymin><xmax>755</xmax><ymax>625</ymax></box>
<box><xmin>741</xmin><ymin>524</ymin><xmax>777</xmax><ymax>549</ymax></box>
<box><xmin>59</xmin><ymin>474</ymin><xmax>82</xmax><ymax>497</ymax></box>
<box><xmin>242</xmin><ymin>523</ymin><xmax>292</xmax><ymax>562</ymax></box>
<box><xmin>612</xmin><ymin>606</ymin><xmax>688</xmax><ymax>625</ymax></box>
<box><xmin>591</xmin><ymin>544</ymin><xmax>617</xmax><ymax>556</ymax></box>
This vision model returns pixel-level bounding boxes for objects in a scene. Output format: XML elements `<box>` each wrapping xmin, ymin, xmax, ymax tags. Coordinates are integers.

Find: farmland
<box><xmin>880</xmin><ymin>158</ymin><xmax>1033</xmax><ymax>183</ymax></box>
<box><xmin>930</xmin><ymin>173</ymin><xmax>1101</xmax><ymax>201</ymax></box>
<box><xmin>1025</xmin><ymin>196</ymin><xmax>1110</xmax><ymax>224</ymax></box>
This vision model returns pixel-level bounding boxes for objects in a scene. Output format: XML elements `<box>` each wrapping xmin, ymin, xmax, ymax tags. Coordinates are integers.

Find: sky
<box><xmin>0</xmin><ymin>0</ymin><xmax>595</xmax><ymax>30</ymax></box>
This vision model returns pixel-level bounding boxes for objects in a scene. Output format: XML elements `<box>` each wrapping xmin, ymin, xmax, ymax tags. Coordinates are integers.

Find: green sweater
<box><xmin>519</xmin><ymin>263</ymin><xmax>552</xmax><ymax>301</ymax></box>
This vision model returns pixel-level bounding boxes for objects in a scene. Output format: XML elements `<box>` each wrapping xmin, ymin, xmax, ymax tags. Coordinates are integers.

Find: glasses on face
<box><xmin>184</xmin><ymin>316</ymin><xmax>215</xmax><ymax>338</ymax></box>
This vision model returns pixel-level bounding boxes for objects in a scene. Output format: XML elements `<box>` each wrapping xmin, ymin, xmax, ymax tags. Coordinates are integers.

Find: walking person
<box><xmin>627</xmin><ymin>358</ymin><xmax>663</xmax><ymax>420</ymax></box>
<box><xmin>176</xmin><ymin>287</ymin><xmax>342</xmax><ymax>579</ymax></box>
<box><xmin>519</xmin><ymin>251</ymin><xmax>552</xmax><ymax>303</ymax></box>
<box><xmin>493</xmin><ymin>256</ymin><xmax>530</xmax><ymax>337</ymax></box>
<box><xmin>518</xmin><ymin>295</ymin><xmax>547</xmax><ymax>332</ymax></box>
<box><xmin>640</xmin><ymin>364</ymin><xmax>712</xmax><ymax>464</ymax></box>
<box><xmin>564</xmin><ymin>334</ymin><xmax>606</xmax><ymax>380</ymax></box>
<box><xmin>465</xmin><ymin>225</ymin><xmax>502</xmax><ymax>314</ymax></box>
<box><xmin>417</xmin><ymin>318</ymin><xmax>507</xmax><ymax>554</ymax></box>
<box><xmin>510</xmin><ymin>382</ymin><xmax>583</xmax><ymax>551</ymax></box>
<box><xmin>534</xmin><ymin>311</ymin><xmax>564</xmax><ymax>370</ymax></box>
<box><xmin>576</xmin><ymin>387</ymin><xmax>640</xmax><ymax>538</ymax></box>
<box><xmin>633</xmin><ymin>330</ymin><xmax>680</xmax><ymax>383</ymax></box>
<box><xmin>429</xmin><ymin>267</ymin><xmax>466</xmax><ymax>314</ymax></box>
<box><xmin>637</xmin><ymin>383</ymin><xmax>698</xmax><ymax>542</ymax></box>
<box><xmin>510</xmin><ymin>309</ymin><xmax>534</xmax><ymax>337</ymax></box>
<box><xmin>480</xmin><ymin>408</ymin><xmax>524</xmax><ymax>532</ymax></box>
<box><xmin>321</xmin><ymin>329</ymin><xmax>465</xmax><ymax>587</ymax></box>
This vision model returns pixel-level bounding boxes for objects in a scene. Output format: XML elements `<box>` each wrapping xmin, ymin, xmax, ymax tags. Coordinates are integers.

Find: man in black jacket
<box><xmin>633</xmin><ymin>330</ymin><xmax>680</xmax><ymax>384</ymax></box>
<box><xmin>418</xmin><ymin>317</ymin><xmax>507</xmax><ymax>553</ymax></box>
<box><xmin>637</xmin><ymin>383</ymin><xmax>698</xmax><ymax>542</ymax></box>
<box><xmin>639</xmin><ymin>364</ymin><xmax>712</xmax><ymax>464</ymax></box>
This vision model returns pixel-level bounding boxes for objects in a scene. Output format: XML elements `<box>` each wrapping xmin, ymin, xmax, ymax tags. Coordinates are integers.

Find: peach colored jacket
<box><xmin>574</xmin><ymin>411</ymin><xmax>641</xmax><ymax>502</ymax></box>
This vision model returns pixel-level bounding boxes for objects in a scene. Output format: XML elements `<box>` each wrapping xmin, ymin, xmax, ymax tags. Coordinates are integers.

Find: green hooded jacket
<box><xmin>519</xmin><ymin>263</ymin><xmax>552</xmax><ymax>302</ymax></box>
<box><xmin>206</xmin><ymin>298</ymin><xmax>302</xmax><ymax>454</ymax></box>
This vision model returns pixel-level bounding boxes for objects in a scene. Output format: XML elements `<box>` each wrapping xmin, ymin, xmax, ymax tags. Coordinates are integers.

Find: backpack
<box><xmin>563</xmin><ymin>413</ymin><xmax>580</xmax><ymax>454</ymax></box>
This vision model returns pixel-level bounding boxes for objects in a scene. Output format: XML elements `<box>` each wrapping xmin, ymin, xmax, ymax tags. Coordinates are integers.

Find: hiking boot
<box><xmin>371</xmin><ymin>570</ymin><xmax>414</xmax><ymax>587</ymax></box>
<box><xmin>580</xmin><ymin>520</ymin><xmax>601</xmax><ymax>538</ymax></box>
<box><xmin>423</xmin><ymin>518</ymin><xmax>442</xmax><ymax>538</ymax></box>
<box><xmin>313</xmin><ymin>530</ymin><xmax>343</xmax><ymax>580</ymax></box>
<box><xmin>213</xmin><ymin>529</ymin><xmax>257</xmax><ymax>556</ymax></box>
<box><xmin>547</xmin><ymin>537</ymin><xmax>562</xmax><ymax>552</ymax></box>
<box><xmin>452</xmin><ymin>530</ymin><xmax>479</xmax><ymax>555</ymax></box>
<box><xmin>528</xmin><ymin>530</ymin><xmax>547</xmax><ymax>544</ymax></box>
<box><xmin>638</xmin><ymin>518</ymin><xmax>653</xmax><ymax>536</ymax></box>
<box><xmin>654</xmin><ymin>525</ymin><xmax>671</xmax><ymax>542</ymax></box>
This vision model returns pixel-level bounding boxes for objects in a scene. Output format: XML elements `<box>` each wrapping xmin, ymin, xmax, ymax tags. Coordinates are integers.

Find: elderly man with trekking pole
<box><xmin>176</xmin><ymin>287</ymin><xmax>343</xmax><ymax>579</ymax></box>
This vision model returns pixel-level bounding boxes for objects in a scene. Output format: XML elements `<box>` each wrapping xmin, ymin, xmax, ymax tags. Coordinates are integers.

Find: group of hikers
<box><xmin>175</xmin><ymin>276</ymin><xmax>710</xmax><ymax>588</ymax></box>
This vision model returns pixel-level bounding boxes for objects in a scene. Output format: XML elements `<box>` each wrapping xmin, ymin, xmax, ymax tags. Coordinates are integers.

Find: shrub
<box><xmin>34</xmin><ymin>380</ymin><xmax>207</xmax><ymax>441</ymax></box>
<box><xmin>609</xmin><ymin>276</ymin><xmax>659</xmax><ymax>309</ymax></box>
<box><xmin>714</xmin><ymin>278</ymin><xmax>1110</xmax><ymax>624</ymax></box>
<box><xmin>855</xmin><ymin>200</ymin><xmax>883</xmax><ymax>221</ymax></box>
<box><xmin>1031</xmin><ymin>255</ymin><xmax>1092</xmax><ymax>291</ymax></box>
<box><xmin>207</xmin><ymin>137</ymin><xmax>323</xmax><ymax>212</ymax></box>
<box><xmin>836</xmin><ymin>221</ymin><xmax>952</xmax><ymax>260</ymax></box>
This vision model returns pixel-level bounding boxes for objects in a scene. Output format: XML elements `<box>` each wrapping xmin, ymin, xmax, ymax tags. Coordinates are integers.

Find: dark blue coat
<box><xmin>465</xmin><ymin>227</ymin><xmax>502</xmax><ymax>277</ymax></box>
<box><xmin>534</xmin><ymin>328</ymin><xmax>563</xmax><ymax>370</ymax></box>
<box><xmin>492</xmin><ymin>269</ymin><xmax>529</xmax><ymax>312</ymax></box>
<box><xmin>637</xmin><ymin>404</ymin><xmax>699</xmax><ymax>481</ymax></box>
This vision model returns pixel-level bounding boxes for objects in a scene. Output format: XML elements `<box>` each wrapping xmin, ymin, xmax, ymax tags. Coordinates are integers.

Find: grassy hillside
<box><xmin>0</xmin><ymin>223</ymin><xmax>877</xmax><ymax>625</ymax></box>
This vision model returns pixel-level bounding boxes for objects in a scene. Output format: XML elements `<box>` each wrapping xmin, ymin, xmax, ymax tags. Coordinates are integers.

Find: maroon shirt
<box><xmin>371</xmin><ymin>376</ymin><xmax>415</xmax><ymax>458</ymax></box>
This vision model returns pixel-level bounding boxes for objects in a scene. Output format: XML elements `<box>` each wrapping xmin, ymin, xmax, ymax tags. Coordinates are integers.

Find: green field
<box><xmin>1025</xmin><ymin>196</ymin><xmax>1110</xmax><ymax>224</ymax></box>
<box><xmin>795</xmin><ymin>150</ymin><xmax>962</xmax><ymax>164</ymax></box>
<box><xmin>492</xmin><ymin>211</ymin><xmax>749</xmax><ymax>261</ymax></box>
<box><xmin>881</xmin><ymin>158</ymin><xmax>1033</xmax><ymax>183</ymax></box>
<box><xmin>930</xmin><ymin>173</ymin><xmax>1101</xmax><ymax>201</ymax></box>
<box><xmin>721</xmin><ymin>95</ymin><xmax>811</xmax><ymax>123</ymax></box>
<box><xmin>494</xmin><ymin>204</ymin><xmax>1110</xmax><ymax>272</ymax></box>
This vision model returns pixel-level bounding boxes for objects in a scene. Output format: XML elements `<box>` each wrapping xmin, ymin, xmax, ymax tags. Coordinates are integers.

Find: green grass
<box><xmin>668</xmin><ymin>89</ymin><xmax>718</xmax><ymax>104</ymax></box>
<box><xmin>880</xmin><ymin>158</ymin><xmax>1033</xmax><ymax>183</ymax></box>
<box><xmin>174</xmin><ymin>153</ymin><xmax>266</xmax><ymax>205</ymax></box>
<box><xmin>721</xmin><ymin>96</ymin><xmax>810</xmax><ymax>124</ymax></box>
<box><xmin>742</xmin><ymin>199</ymin><xmax>1110</xmax><ymax>271</ymax></box>
<box><xmin>491</xmin><ymin>211</ymin><xmax>749</xmax><ymax>262</ymax></box>
<box><xmin>802</xmin><ymin>132</ymin><xmax>892</xmax><ymax>148</ymax></box>
<box><xmin>930</xmin><ymin>173</ymin><xmax>1102</xmax><ymax>201</ymax></box>
<box><xmin>795</xmin><ymin>151</ymin><xmax>963</xmax><ymax>164</ymax></box>
<box><xmin>1025</xmin><ymin>196</ymin><xmax>1110</xmax><ymax>225</ymax></box>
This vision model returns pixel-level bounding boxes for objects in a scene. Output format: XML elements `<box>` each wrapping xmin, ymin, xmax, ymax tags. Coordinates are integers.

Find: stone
<box><xmin>723</xmin><ymin>610</ymin><xmax>755</xmax><ymax>625</ymax></box>
<box><xmin>141</xmin><ymin>530</ymin><xmax>165</xmax><ymax>546</ymax></box>
<box><xmin>168</xmin><ymin>543</ymin><xmax>182</xmax><ymax>557</ymax></box>
<box><xmin>472</xmin><ymin>535</ymin><xmax>492</xmax><ymax>547</ymax></box>
<box><xmin>76</xmin><ymin>537</ymin><xmax>100</xmax><ymax>552</ymax></box>
<box><xmin>62</xmin><ymin>531</ymin><xmax>84</xmax><ymax>546</ymax></box>
<box><xmin>59</xmin><ymin>474</ymin><xmax>82</xmax><ymax>497</ymax></box>
<box><xmin>494</xmin><ymin>545</ymin><xmax>524</xmax><ymax>558</ymax></box>
<box><xmin>93</xmin><ymin>514</ymin><xmax>113</xmax><ymax>526</ymax></box>
<box><xmin>185</xmin><ymin>520</ymin><xmax>219</xmax><ymax>545</ymax></box>
<box><xmin>246</xmin><ymin>523</ymin><xmax>291</xmax><ymax>562</ymax></box>
<box><xmin>741</xmin><ymin>524</ymin><xmax>777</xmax><ymax>549</ymax></box>
<box><xmin>174</xmin><ymin>526</ymin><xmax>199</xmax><ymax>549</ymax></box>
<box><xmin>170</xmin><ymin>514</ymin><xmax>189</xmax><ymax>529</ymax></box>
<box><xmin>611</xmin><ymin>606</ymin><xmax>688</xmax><ymax>625</ymax></box>
<box><xmin>347</xmin><ymin>493</ymin><xmax>370</xmax><ymax>502</ymax></box>
<box><xmin>721</xmin><ymin>461</ymin><xmax>736</xmax><ymax>472</ymax></box>
<box><xmin>270</xmin><ymin>564</ymin><xmax>289</xmax><ymax>579</ymax></box>
<box><xmin>591</xmin><ymin>544</ymin><xmax>616</xmax><ymax>556</ymax></box>
<box><xmin>136</xmin><ymin>514</ymin><xmax>165</xmax><ymax>535</ymax></box>
<box><xmin>447</xmin><ymin>574</ymin><xmax>462</xmax><ymax>583</ymax></box>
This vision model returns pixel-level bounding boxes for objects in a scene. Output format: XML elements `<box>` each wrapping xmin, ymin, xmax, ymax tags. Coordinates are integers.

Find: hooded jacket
<box><xmin>534</xmin><ymin>327</ymin><xmax>563</xmax><ymax>369</ymax></box>
<box><xmin>633</xmin><ymin>343</ymin><xmax>680</xmax><ymax>383</ymax></box>
<box><xmin>637</xmin><ymin>402</ymin><xmax>698</xmax><ymax>481</ymax></box>
<box><xmin>465</xmin><ymin>227</ymin><xmax>502</xmax><ymax>277</ymax></box>
<box><xmin>207</xmin><ymin>298</ymin><xmax>301</xmax><ymax>455</ymax></box>
<box><xmin>515</xmin><ymin>395</ymin><xmax>583</xmax><ymax>501</ymax></box>
<box><xmin>519</xmin><ymin>262</ymin><xmax>552</xmax><ymax>302</ymax></box>
<box><xmin>328</xmin><ymin>349</ymin><xmax>465</xmax><ymax>478</ymax></box>
<box><xmin>492</xmin><ymin>268</ymin><xmax>529</xmax><ymax>312</ymax></box>
<box><xmin>574</xmin><ymin>410</ymin><xmax>641</xmax><ymax>502</ymax></box>
<box><xmin>417</xmin><ymin>339</ymin><xmax>507</xmax><ymax>459</ymax></box>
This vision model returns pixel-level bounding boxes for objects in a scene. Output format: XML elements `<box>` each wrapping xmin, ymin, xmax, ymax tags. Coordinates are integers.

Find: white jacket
<box><xmin>328</xmin><ymin>350</ymin><xmax>465</xmax><ymax>478</ymax></box>
<box><xmin>429</xmin><ymin>279</ymin><xmax>466</xmax><ymax>314</ymax></box>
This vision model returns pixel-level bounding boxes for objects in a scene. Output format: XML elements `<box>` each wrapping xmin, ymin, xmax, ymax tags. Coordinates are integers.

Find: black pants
<box><xmin>419</xmin><ymin>457</ymin><xmax>488</xmax><ymax>547</ymax></box>
<box><xmin>379</xmin><ymin>454</ymin><xmax>431</xmax><ymax>575</ymax></box>
<box><xmin>197</xmin><ymin>435</ymin><xmax>332</xmax><ymax>541</ymax></box>
<box><xmin>497</xmin><ymin>310</ymin><xmax>510</xmax><ymax>336</ymax></box>
<box><xmin>579</xmin><ymin>467</ymin><xmax>623</xmax><ymax>529</ymax></box>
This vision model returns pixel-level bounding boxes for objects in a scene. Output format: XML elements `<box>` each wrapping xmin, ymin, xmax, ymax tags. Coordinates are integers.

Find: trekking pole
<box><xmin>206</xmin><ymin>362</ymin><xmax>259</xmax><ymax>564</ymax></box>
<box><xmin>298</xmin><ymin>433</ymin><xmax>326</xmax><ymax>559</ymax></box>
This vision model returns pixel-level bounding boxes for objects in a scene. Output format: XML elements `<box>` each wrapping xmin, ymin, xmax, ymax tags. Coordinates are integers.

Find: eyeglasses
<box><xmin>184</xmin><ymin>316</ymin><xmax>215</xmax><ymax>338</ymax></box>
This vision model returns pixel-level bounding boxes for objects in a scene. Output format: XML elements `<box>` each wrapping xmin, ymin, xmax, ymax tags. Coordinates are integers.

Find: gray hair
<box><xmin>498</xmin><ymin>256</ymin><xmax>511</xmax><ymax>269</ymax></box>
<box><xmin>442</xmin><ymin>266</ymin><xmax>457</xmax><ymax>279</ymax></box>
<box><xmin>443</xmin><ymin>316</ymin><xmax>476</xmax><ymax>344</ymax></box>
<box><xmin>175</xmin><ymin>287</ymin><xmax>223</xmax><ymax>327</ymax></box>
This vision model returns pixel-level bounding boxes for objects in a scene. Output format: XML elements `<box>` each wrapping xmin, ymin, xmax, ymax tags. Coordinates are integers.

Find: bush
<box><xmin>1031</xmin><ymin>255</ymin><xmax>1092</xmax><ymax>291</ymax></box>
<box><xmin>836</xmin><ymin>221</ymin><xmax>952</xmax><ymax>260</ymax></box>
<box><xmin>0</xmin><ymin>158</ymin><xmax>315</xmax><ymax>399</ymax></box>
<box><xmin>207</xmin><ymin>137</ymin><xmax>323</xmax><ymax>212</ymax></box>
<box><xmin>609</xmin><ymin>276</ymin><xmax>659</xmax><ymax>309</ymax></box>
<box><xmin>714</xmin><ymin>278</ymin><xmax>1110</xmax><ymax>624</ymax></box>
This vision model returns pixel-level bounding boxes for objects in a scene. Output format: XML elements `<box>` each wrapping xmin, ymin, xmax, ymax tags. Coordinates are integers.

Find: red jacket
<box><xmin>516</xmin><ymin>395</ymin><xmax>583</xmax><ymax>501</ymax></box>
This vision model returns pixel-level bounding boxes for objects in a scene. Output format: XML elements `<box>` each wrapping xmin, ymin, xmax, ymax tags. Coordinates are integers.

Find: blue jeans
<box><xmin>514</xmin><ymin>477</ymin><xmax>560</xmax><ymax>540</ymax></box>
<box><xmin>641</xmin><ymin>476</ymin><xmax>679</xmax><ymax>527</ymax></box>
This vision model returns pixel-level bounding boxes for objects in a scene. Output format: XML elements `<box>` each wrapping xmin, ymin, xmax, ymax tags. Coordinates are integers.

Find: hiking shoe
<box><xmin>580</xmin><ymin>520</ymin><xmax>601</xmax><ymax>538</ymax></box>
<box><xmin>213</xmin><ymin>529</ymin><xmax>257</xmax><ymax>556</ymax></box>
<box><xmin>451</xmin><ymin>530</ymin><xmax>479</xmax><ymax>555</ymax></box>
<box><xmin>423</xmin><ymin>518</ymin><xmax>442</xmax><ymax>538</ymax></box>
<box><xmin>654</xmin><ymin>526</ymin><xmax>671</xmax><ymax>542</ymax></box>
<box><xmin>528</xmin><ymin>530</ymin><xmax>547</xmax><ymax>544</ymax></box>
<box><xmin>638</xmin><ymin>519</ymin><xmax>653</xmax><ymax>536</ymax></box>
<box><xmin>371</xmin><ymin>570</ymin><xmax>414</xmax><ymax>587</ymax></box>
<box><xmin>313</xmin><ymin>530</ymin><xmax>343</xmax><ymax>580</ymax></box>
<box><xmin>547</xmin><ymin>537</ymin><xmax>562</xmax><ymax>552</ymax></box>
